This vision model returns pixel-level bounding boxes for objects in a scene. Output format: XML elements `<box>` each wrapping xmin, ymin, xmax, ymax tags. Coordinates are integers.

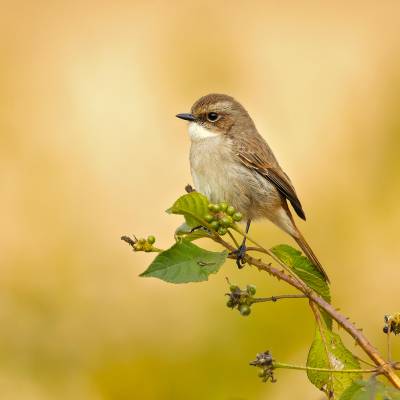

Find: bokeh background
<box><xmin>1</xmin><ymin>1</ymin><xmax>400</xmax><ymax>399</ymax></box>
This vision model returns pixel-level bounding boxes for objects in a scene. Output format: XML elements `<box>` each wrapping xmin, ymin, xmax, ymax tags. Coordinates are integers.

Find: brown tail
<box><xmin>294</xmin><ymin>233</ymin><xmax>330</xmax><ymax>283</ymax></box>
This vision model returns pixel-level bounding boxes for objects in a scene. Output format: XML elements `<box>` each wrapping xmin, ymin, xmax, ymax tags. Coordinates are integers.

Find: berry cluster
<box><xmin>249</xmin><ymin>351</ymin><xmax>276</xmax><ymax>383</ymax></box>
<box><xmin>383</xmin><ymin>313</ymin><xmax>400</xmax><ymax>335</ymax></box>
<box><xmin>226</xmin><ymin>283</ymin><xmax>256</xmax><ymax>316</ymax></box>
<box><xmin>204</xmin><ymin>202</ymin><xmax>243</xmax><ymax>236</ymax></box>
<box><xmin>133</xmin><ymin>235</ymin><xmax>156</xmax><ymax>252</ymax></box>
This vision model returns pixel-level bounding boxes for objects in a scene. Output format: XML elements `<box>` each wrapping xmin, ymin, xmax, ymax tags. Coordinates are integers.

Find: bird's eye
<box><xmin>207</xmin><ymin>112</ymin><xmax>219</xmax><ymax>122</ymax></box>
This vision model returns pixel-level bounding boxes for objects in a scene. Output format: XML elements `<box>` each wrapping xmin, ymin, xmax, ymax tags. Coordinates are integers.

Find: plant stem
<box><xmin>273</xmin><ymin>362</ymin><xmax>377</xmax><ymax>374</ymax></box>
<box><xmin>232</xmin><ymin>227</ymin><xmax>307</xmax><ymax>290</ymax></box>
<box><xmin>227</xmin><ymin>230</ymin><xmax>240</xmax><ymax>248</ymax></box>
<box><xmin>251</xmin><ymin>294</ymin><xmax>307</xmax><ymax>303</ymax></box>
<box><xmin>212</xmin><ymin>235</ymin><xmax>400</xmax><ymax>389</ymax></box>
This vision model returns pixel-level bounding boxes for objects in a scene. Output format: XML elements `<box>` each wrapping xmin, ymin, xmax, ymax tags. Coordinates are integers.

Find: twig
<box><xmin>232</xmin><ymin>226</ymin><xmax>308</xmax><ymax>290</ymax></box>
<box><xmin>227</xmin><ymin>230</ymin><xmax>240</xmax><ymax>248</ymax></box>
<box><xmin>121</xmin><ymin>235</ymin><xmax>136</xmax><ymax>247</ymax></box>
<box><xmin>251</xmin><ymin>294</ymin><xmax>307</xmax><ymax>303</ymax></box>
<box><xmin>387</xmin><ymin>331</ymin><xmax>392</xmax><ymax>363</ymax></box>
<box><xmin>211</xmin><ymin>234</ymin><xmax>400</xmax><ymax>389</ymax></box>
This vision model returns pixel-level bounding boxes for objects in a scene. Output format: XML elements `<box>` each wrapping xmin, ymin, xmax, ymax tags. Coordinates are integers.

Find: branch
<box><xmin>212</xmin><ymin>234</ymin><xmax>400</xmax><ymax>389</ymax></box>
<box><xmin>251</xmin><ymin>294</ymin><xmax>307</xmax><ymax>303</ymax></box>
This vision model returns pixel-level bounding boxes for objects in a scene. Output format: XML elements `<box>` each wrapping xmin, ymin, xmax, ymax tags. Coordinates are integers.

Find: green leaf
<box><xmin>271</xmin><ymin>244</ymin><xmax>332</xmax><ymax>329</ymax></box>
<box><xmin>340</xmin><ymin>379</ymin><xmax>400</xmax><ymax>400</ymax></box>
<box><xmin>167</xmin><ymin>192</ymin><xmax>210</xmax><ymax>228</ymax></box>
<box><xmin>174</xmin><ymin>223</ymin><xmax>211</xmax><ymax>242</ymax></box>
<box><xmin>140</xmin><ymin>240</ymin><xmax>228</xmax><ymax>283</ymax></box>
<box><xmin>307</xmin><ymin>325</ymin><xmax>362</xmax><ymax>398</ymax></box>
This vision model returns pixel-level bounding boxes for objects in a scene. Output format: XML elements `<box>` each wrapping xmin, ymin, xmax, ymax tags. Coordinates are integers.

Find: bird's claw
<box><xmin>231</xmin><ymin>244</ymin><xmax>247</xmax><ymax>269</ymax></box>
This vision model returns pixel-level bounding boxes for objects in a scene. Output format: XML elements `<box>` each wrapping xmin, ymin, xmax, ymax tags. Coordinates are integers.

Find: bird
<box><xmin>176</xmin><ymin>93</ymin><xmax>329</xmax><ymax>282</ymax></box>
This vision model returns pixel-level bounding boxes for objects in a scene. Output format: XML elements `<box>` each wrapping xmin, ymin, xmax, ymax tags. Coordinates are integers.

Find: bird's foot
<box><xmin>230</xmin><ymin>244</ymin><xmax>247</xmax><ymax>269</ymax></box>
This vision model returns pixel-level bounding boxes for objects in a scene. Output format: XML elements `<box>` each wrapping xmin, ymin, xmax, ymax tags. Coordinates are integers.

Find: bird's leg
<box><xmin>232</xmin><ymin>219</ymin><xmax>251</xmax><ymax>269</ymax></box>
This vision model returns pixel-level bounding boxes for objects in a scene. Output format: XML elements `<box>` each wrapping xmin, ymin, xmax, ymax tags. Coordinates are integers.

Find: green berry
<box><xmin>258</xmin><ymin>369</ymin><xmax>266</xmax><ymax>378</ymax></box>
<box><xmin>138</xmin><ymin>238</ymin><xmax>146</xmax><ymax>245</ymax></box>
<box><xmin>204</xmin><ymin>214</ymin><xmax>214</xmax><ymax>223</ymax></box>
<box><xmin>219</xmin><ymin>202</ymin><xmax>228</xmax><ymax>211</ymax></box>
<box><xmin>210</xmin><ymin>221</ymin><xmax>220</xmax><ymax>230</ymax></box>
<box><xmin>230</xmin><ymin>285</ymin><xmax>239</xmax><ymax>293</ymax></box>
<box><xmin>208</xmin><ymin>203</ymin><xmax>215</xmax><ymax>211</ymax></box>
<box><xmin>232</xmin><ymin>212</ymin><xmax>243</xmax><ymax>222</ymax></box>
<box><xmin>218</xmin><ymin>227</ymin><xmax>227</xmax><ymax>236</ymax></box>
<box><xmin>239</xmin><ymin>304</ymin><xmax>251</xmax><ymax>316</ymax></box>
<box><xmin>147</xmin><ymin>235</ymin><xmax>156</xmax><ymax>244</ymax></box>
<box><xmin>212</xmin><ymin>204</ymin><xmax>221</xmax><ymax>212</ymax></box>
<box><xmin>143</xmin><ymin>243</ymin><xmax>153</xmax><ymax>252</ymax></box>
<box><xmin>226</xmin><ymin>206</ymin><xmax>235</xmax><ymax>215</ymax></box>
<box><xmin>221</xmin><ymin>215</ymin><xmax>233</xmax><ymax>227</ymax></box>
<box><xmin>246</xmin><ymin>284</ymin><xmax>257</xmax><ymax>296</ymax></box>
<box><xmin>226</xmin><ymin>299</ymin><xmax>234</xmax><ymax>308</ymax></box>
<box><xmin>135</xmin><ymin>243</ymin><xmax>143</xmax><ymax>251</ymax></box>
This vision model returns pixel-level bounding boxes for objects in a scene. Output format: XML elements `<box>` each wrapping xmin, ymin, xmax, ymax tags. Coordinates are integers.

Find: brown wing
<box><xmin>236</xmin><ymin>148</ymin><xmax>306</xmax><ymax>220</ymax></box>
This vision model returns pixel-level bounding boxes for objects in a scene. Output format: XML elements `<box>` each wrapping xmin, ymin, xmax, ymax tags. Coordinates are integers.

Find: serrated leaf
<box><xmin>271</xmin><ymin>244</ymin><xmax>330</xmax><ymax>301</ymax></box>
<box><xmin>339</xmin><ymin>379</ymin><xmax>400</xmax><ymax>400</ymax></box>
<box><xmin>167</xmin><ymin>192</ymin><xmax>210</xmax><ymax>228</ymax></box>
<box><xmin>174</xmin><ymin>222</ymin><xmax>211</xmax><ymax>242</ymax></box>
<box><xmin>271</xmin><ymin>244</ymin><xmax>332</xmax><ymax>328</ymax></box>
<box><xmin>307</xmin><ymin>325</ymin><xmax>362</xmax><ymax>398</ymax></box>
<box><xmin>140</xmin><ymin>240</ymin><xmax>228</xmax><ymax>283</ymax></box>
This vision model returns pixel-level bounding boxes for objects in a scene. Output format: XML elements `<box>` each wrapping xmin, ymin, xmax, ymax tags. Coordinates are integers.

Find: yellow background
<box><xmin>1</xmin><ymin>1</ymin><xmax>400</xmax><ymax>399</ymax></box>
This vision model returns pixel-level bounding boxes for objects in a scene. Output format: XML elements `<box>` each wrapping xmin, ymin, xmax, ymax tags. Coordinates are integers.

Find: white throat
<box><xmin>188</xmin><ymin>122</ymin><xmax>218</xmax><ymax>141</ymax></box>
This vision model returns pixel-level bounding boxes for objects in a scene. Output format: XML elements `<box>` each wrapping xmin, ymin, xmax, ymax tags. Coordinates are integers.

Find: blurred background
<box><xmin>1</xmin><ymin>1</ymin><xmax>400</xmax><ymax>399</ymax></box>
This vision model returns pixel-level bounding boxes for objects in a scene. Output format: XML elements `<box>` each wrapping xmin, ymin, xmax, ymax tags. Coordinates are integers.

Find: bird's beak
<box><xmin>176</xmin><ymin>113</ymin><xmax>196</xmax><ymax>122</ymax></box>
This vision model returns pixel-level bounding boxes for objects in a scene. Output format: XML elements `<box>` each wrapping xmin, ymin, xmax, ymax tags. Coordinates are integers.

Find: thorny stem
<box><xmin>211</xmin><ymin>234</ymin><xmax>400</xmax><ymax>389</ymax></box>
<box><xmin>232</xmin><ymin>226</ymin><xmax>308</xmax><ymax>290</ymax></box>
<box><xmin>273</xmin><ymin>362</ymin><xmax>378</xmax><ymax>374</ymax></box>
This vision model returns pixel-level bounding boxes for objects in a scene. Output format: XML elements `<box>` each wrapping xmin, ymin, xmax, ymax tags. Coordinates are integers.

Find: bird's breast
<box><xmin>190</xmin><ymin>137</ymin><xmax>257</xmax><ymax>216</ymax></box>
<box><xmin>190</xmin><ymin>136</ymin><xmax>231</xmax><ymax>201</ymax></box>
<box><xmin>189</xmin><ymin>136</ymin><xmax>283</xmax><ymax>220</ymax></box>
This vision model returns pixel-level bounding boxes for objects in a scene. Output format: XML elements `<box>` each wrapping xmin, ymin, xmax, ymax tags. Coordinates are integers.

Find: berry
<box><xmin>138</xmin><ymin>238</ymin><xmax>146</xmax><ymax>245</ymax></box>
<box><xmin>135</xmin><ymin>243</ymin><xmax>143</xmax><ymax>251</ymax></box>
<box><xmin>226</xmin><ymin>206</ymin><xmax>235</xmax><ymax>215</ymax></box>
<box><xmin>208</xmin><ymin>204</ymin><xmax>215</xmax><ymax>211</ymax></box>
<box><xmin>210</xmin><ymin>221</ymin><xmax>220</xmax><ymax>230</ymax></box>
<box><xmin>246</xmin><ymin>284</ymin><xmax>257</xmax><ymax>296</ymax></box>
<box><xmin>258</xmin><ymin>369</ymin><xmax>266</xmax><ymax>378</ymax></box>
<box><xmin>147</xmin><ymin>235</ymin><xmax>156</xmax><ymax>244</ymax></box>
<box><xmin>226</xmin><ymin>299</ymin><xmax>235</xmax><ymax>308</ymax></box>
<box><xmin>239</xmin><ymin>304</ymin><xmax>251</xmax><ymax>316</ymax></box>
<box><xmin>143</xmin><ymin>243</ymin><xmax>153</xmax><ymax>252</ymax></box>
<box><xmin>204</xmin><ymin>214</ymin><xmax>214</xmax><ymax>223</ymax></box>
<box><xmin>232</xmin><ymin>212</ymin><xmax>243</xmax><ymax>222</ymax></box>
<box><xmin>219</xmin><ymin>202</ymin><xmax>228</xmax><ymax>212</ymax></box>
<box><xmin>218</xmin><ymin>227</ymin><xmax>227</xmax><ymax>236</ymax></box>
<box><xmin>230</xmin><ymin>285</ymin><xmax>239</xmax><ymax>293</ymax></box>
<box><xmin>383</xmin><ymin>326</ymin><xmax>389</xmax><ymax>334</ymax></box>
<box><xmin>221</xmin><ymin>216</ymin><xmax>233</xmax><ymax>227</ymax></box>
<box><xmin>212</xmin><ymin>204</ymin><xmax>221</xmax><ymax>212</ymax></box>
